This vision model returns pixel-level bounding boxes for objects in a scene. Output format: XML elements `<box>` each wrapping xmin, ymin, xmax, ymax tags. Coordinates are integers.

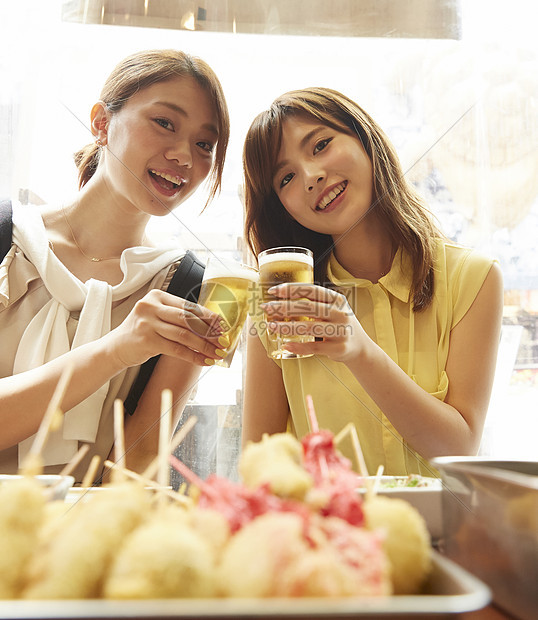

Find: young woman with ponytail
<box><xmin>0</xmin><ymin>50</ymin><xmax>230</xmax><ymax>480</ymax></box>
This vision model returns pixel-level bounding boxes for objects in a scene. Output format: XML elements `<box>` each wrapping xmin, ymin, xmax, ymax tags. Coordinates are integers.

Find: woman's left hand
<box><xmin>261</xmin><ymin>283</ymin><xmax>369</xmax><ymax>363</ymax></box>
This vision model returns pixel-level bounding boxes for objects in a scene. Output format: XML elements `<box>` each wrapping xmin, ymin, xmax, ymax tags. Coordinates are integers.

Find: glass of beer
<box><xmin>258</xmin><ymin>246</ymin><xmax>314</xmax><ymax>359</ymax></box>
<box><xmin>198</xmin><ymin>256</ymin><xmax>259</xmax><ymax>368</ymax></box>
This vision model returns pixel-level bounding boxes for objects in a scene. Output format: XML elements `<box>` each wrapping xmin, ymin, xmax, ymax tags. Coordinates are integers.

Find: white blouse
<box><xmin>0</xmin><ymin>203</ymin><xmax>185</xmax><ymax>472</ymax></box>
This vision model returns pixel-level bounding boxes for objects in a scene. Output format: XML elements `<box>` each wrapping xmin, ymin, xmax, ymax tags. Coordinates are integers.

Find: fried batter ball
<box><xmin>364</xmin><ymin>495</ymin><xmax>432</xmax><ymax>594</ymax></box>
<box><xmin>318</xmin><ymin>515</ymin><xmax>392</xmax><ymax>596</ymax></box>
<box><xmin>190</xmin><ymin>507</ymin><xmax>231</xmax><ymax>557</ymax></box>
<box><xmin>216</xmin><ymin>512</ymin><xmax>314</xmax><ymax>597</ymax></box>
<box><xmin>104</xmin><ymin>506</ymin><xmax>228</xmax><ymax>599</ymax></box>
<box><xmin>217</xmin><ymin>512</ymin><xmax>391</xmax><ymax>598</ymax></box>
<box><xmin>280</xmin><ymin>549</ymin><xmax>367</xmax><ymax>597</ymax></box>
<box><xmin>23</xmin><ymin>482</ymin><xmax>151</xmax><ymax>599</ymax></box>
<box><xmin>239</xmin><ymin>433</ymin><xmax>313</xmax><ymax>500</ymax></box>
<box><xmin>37</xmin><ymin>498</ymin><xmax>78</xmax><ymax>547</ymax></box>
<box><xmin>0</xmin><ymin>477</ymin><xmax>46</xmax><ymax>599</ymax></box>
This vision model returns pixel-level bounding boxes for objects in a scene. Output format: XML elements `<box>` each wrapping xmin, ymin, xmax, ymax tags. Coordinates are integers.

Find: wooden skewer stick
<box><xmin>81</xmin><ymin>454</ymin><xmax>101</xmax><ymax>488</ymax></box>
<box><xmin>334</xmin><ymin>422</ymin><xmax>370</xmax><ymax>479</ymax></box>
<box><xmin>348</xmin><ymin>423</ymin><xmax>370</xmax><ymax>479</ymax></box>
<box><xmin>21</xmin><ymin>363</ymin><xmax>74</xmax><ymax>476</ymax></box>
<box><xmin>58</xmin><ymin>443</ymin><xmax>90</xmax><ymax>478</ymax></box>
<box><xmin>157</xmin><ymin>389</ymin><xmax>173</xmax><ymax>489</ymax></box>
<box><xmin>142</xmin><ymin>415</ymin><xmax>198</xmax><ymax>481</ymax></box>
<box><xmin>103</xmin><ymin>460</ymin><xmax>191</xmax><ymax>506</ymax></box>
<box><xmin>112</xmin><ymin>399</ymin><xmax>126</xmax><ymax>483</ymax></box>
<box><xmin>45</xmin><ymin>444</ymin><xmax>90</xmax><ymax>500</ymax></box>
<box><xmin>155</xmin><ymin>389</ymin><xmax>172</xmax><ymax>509</ymax></box>
<box><xmin>334</xmin><ymin>422</ymin><xmax>376</xmax><ymax>500</ymax></box>
<box><xmin>305</xmin><ymin>394</ymin><xmax>319</xmax><ymax>433</ymax></box>
<box><xmin>370</xmin><ymin>464</ymin><xmax>384</xmax><ymax>499</ymax></box>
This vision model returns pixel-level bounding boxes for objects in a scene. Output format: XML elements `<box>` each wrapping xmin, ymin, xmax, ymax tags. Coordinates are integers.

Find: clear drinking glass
<box><xmin>258</xmin><ymin>246</ymin><xmax>315</xmax><ymax>359</ymax></box>
<box><xmin>198</xmin><ymin>256</ymin><xmax>259</xmax><ymax>368</ymax></box>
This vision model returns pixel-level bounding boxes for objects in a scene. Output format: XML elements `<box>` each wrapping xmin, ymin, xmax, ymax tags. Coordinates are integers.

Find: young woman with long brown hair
<box><xmin>242</xmin><ymin>87</ymin><xmax>503</xmax><ymax>475</ymax></box>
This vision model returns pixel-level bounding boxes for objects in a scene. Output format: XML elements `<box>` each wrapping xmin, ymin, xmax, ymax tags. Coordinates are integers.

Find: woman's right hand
<box><xmin>0</xmin><ymin>292</ymin><xmax>227</xmax><ymax>451</ymax></box>
<box><xmin>106</xmin><ymin>289</ymin><xmax>227</xmax><ymax>368</ymax></box>
<box><xmin>261</xmin><ymin>282</ymin><xmax>371</xmax><ymax>364</ymax></box>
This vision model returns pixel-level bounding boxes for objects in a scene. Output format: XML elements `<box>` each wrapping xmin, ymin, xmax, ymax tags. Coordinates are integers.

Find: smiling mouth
<box><xmin>149</xmin><ymin>169</ymin><xmax>184</xmax><ymax>191</ymax></box>
<box><xmin>316</xmin><ymin>181</ymin><xmax>347</xmax><ymax>211</ymax></box>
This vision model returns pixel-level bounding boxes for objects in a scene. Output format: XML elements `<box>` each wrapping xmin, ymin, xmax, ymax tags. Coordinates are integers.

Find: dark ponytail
<box><xmin>73</xmin><ymin>142</ymin><xmax>101</xmax><ymax>190</ymax></box>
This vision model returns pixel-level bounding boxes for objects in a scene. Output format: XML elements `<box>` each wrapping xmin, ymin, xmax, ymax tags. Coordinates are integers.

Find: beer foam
<box><xmin>204</xmin><ymin>258</ymin><xmax>259</xmax><ymax>282</ymax></box>
<box><xmin>258</xmin><ymin>251</ymin><xmax>313</xmax><ymax>268</ymax></box>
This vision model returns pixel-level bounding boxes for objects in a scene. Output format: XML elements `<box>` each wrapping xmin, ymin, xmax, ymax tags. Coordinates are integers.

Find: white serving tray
<box><xmin>0</xmin><ymin>552</ymin><xmax>490</xmax><ymax>619</ymax></box>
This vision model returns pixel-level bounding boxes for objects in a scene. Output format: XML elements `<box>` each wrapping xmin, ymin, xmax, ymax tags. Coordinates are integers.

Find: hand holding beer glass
<box><xmin>198</xmin><ymin>257</ymin><xmax>259</xmax><ymax>367</ymax></box>
<box><xmin>258</xmin><ymin>246</ymin><xmax>314</xmax><ymax>359</ymax></box>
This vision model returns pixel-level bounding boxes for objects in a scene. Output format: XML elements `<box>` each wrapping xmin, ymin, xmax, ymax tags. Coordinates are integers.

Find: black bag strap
<box><xmin>0</xmin><ymin>199</ymin><xmax>13</xmax><ymax>264</ymax></box>
<box><xmin>123</xmin><ymin>250</ymin><xmax>205</xmax><ymax>415</ymax></box>
<box><xmin>166</xmin><ymin>249</ymin><xmax>205</xmax><ymax>305</ymax></box>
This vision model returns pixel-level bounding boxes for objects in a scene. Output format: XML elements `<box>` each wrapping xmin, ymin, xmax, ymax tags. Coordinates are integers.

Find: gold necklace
<box><xmin>62</xmin><ymin>205</ymin><xmax>145</xmax><ymax>263</ymax></box>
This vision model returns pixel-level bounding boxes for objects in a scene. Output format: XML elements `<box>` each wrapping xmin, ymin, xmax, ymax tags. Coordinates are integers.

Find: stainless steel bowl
<box><xmin>431</xmin><ymin>457</ymin><xmax>538</xmax><ymax>620</ymax></box>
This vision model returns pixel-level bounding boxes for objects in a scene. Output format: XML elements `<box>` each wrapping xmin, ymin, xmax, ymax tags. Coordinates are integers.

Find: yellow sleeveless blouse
<box><xmin>253</xmin><ymin>239</ymin><xmax>495</xmax><ymax>476</ymax></box>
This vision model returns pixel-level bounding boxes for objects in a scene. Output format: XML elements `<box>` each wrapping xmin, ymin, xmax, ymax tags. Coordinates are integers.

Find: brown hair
<box><xmin>74</xmin><ymin>49</ymin><xmax>230</xmax><ymax>205</ymax></box>
<box><xmin>243</xmin><ymin>87</ymin><xmax>444</xmax><ymax>311</ymax></box>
